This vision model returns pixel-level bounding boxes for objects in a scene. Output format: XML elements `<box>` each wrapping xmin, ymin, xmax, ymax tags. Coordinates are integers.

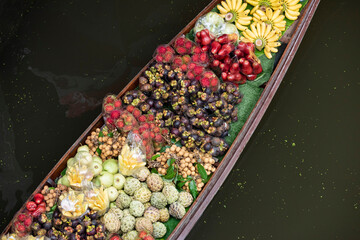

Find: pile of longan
<box><xmin>41</xmin><ymin>184</ymin><xmax>68</xmax><ymax>212</ymax></box>
<box><xmin>85</xmin><ymin>128</ymin><xmax>126</xmax><ymax>160</ymax></box>
<box><xmin>154</xmin><ymin>144</ymin><xmax>216</xmax><ymax>192</ymax></box>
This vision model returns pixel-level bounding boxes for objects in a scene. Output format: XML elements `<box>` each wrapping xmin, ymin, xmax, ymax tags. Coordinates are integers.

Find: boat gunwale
<box><xmin>0</xmin><ymin>0</ymin><xmax>320</xmax><ymax>238</ymax></box>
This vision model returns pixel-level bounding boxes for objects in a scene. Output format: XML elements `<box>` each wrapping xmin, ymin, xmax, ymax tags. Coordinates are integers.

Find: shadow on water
<box><xmin>0</xmin><ymin>0</ymin><xmax>360</xmax><ymax>239</ymax></box>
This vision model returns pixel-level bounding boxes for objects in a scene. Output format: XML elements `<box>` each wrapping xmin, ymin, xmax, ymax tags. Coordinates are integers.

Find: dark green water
<box><xmin>0</xmin><ymin>0</ymin><xmax>359</xmax><ymax>239</ymax></box>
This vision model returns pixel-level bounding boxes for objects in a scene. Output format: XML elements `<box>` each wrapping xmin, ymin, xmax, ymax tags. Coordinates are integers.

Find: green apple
<box><xmin>106</xmin><ymin>186</ymin><xmax>119</xmax><ymax>202</ymax></box>
<box><xmin>77</xmin><ymin>145</ymin><xmax>90</xmax><ymax>153</ymax></box>
<box><xmin>92</xmin><ymin>161</ymin><xmax>103</xmax><ymax>176</ymax></box>
<box><xmin>113</xmin><ymin>173</ymin><xmax>126</xmax><ymax>190</ymax></box>
<box><xmin>98</xmin><ymin>171</ymin><xmax>114</xmax><ymax>188</ymax></box>
<box><xmin>102</xmin><ymin>159</ymin><xmax>118</xmax><ymax>174</ymax></box>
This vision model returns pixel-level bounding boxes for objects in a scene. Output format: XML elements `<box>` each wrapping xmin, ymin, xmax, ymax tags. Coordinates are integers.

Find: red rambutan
<box><xmin>147</xmin><ymin>114</ymin><xmax>155</xmax><ymax>122</ymax></box>
<box><xmin>155</xmin><ymin>54</ymin><xmax>163</xmax><ymax>63</ymax></box>
<box><xmin>156</xmin><ymin>46</ymin><xmax>167</xmax><ymax>54</ymax></box>
<box><xmin>104</xmin><ymin>104</ymin><xmax>115</xmax><ymax>114</ymax></box>
<box><xmin>110</xmin><ymin>110</ymin><xmax>121</xmax><ymax>119</ymax></box>
<box><xmin>132</xmin><ymin>108</ymin><xmax>141</xmax><ymax>118</ymax></box>
<box><xmin>126</xmin><ymin>105</ymin><xmax>135</xmax><ymax>113</ymax></box>
<box><xmin>115</xmin><ymin>119</ymin><xmax>124</xmax><ymax>129</ymax></box>
<box><xmin>184</xmin><ymin>40</ymin><xmax>193</xmax><ymax>50</ymax></box>
<box><xmin>176</xmin><ymin>46</ymin><xmax>187</xmax><ymax>55</ymax></box>
<box><xmin>114</xmin><ymin>99</ymin><xmax>122</xmax><ymax>109</ymax></box>
<box><xmin>138</xmin><ymin>115</ymin><xmax>147</xmax><ymax>122</ymax></box>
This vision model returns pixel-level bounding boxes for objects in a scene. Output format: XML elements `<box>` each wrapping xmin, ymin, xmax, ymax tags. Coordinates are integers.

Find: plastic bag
<box><xmin>118</xmin><ymin>132</ymin><xmax>147</xmax><ymax>176</ymax></box>
<box><xmin>66</xmin><ymin>151</ymin><xmax>94</xmax><ymax>190</ymax></box>
<box><xmin>11</xmin><ymin>212</ymin><xmax>32</xmax><ymax>238</ymax></box>
<box><xmin>85</xmin><ymin>184</ymin><xmax>109</xmax><ymax>216</ymax></box>
<box><xmin>102</xmin><ymin>94</ymin><xmax>122</xmax><ymax>130</ymax></box>
<box><xmin>58</xmin><ymin>190</ymin><xmax>88</xmax><ymax>219</ymax></box>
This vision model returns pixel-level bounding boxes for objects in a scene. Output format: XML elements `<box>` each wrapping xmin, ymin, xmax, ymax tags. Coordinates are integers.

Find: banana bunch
<box><xmin>252</xmin><ymin>8</ymin><xmax>286</xmax><ymax>33</ymax></box>
<box><xmin>241</xmin><ymin>22</ymin><xmax>281</xmax><ymax>59</ymax></box>
<box><xmin>274</xmin><ymin>0</ymin><xmax>302</xmax><ymax>20</ymax></box>
<box><xmin>217</xmin><ymin>0</ymin><xmax>252</xmax><ymax>30</ymax></box>
<box><xmin>246</xmin><ymin>0</ymin><xmax>281</xmax><ymax>14</ymax></box>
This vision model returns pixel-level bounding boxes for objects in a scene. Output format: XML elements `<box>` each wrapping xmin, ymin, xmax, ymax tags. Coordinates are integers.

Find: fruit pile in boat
<box><xmin>2</xmin><ymin>1</ymin><xmax>305</xmax><ymax>239</ymax></box>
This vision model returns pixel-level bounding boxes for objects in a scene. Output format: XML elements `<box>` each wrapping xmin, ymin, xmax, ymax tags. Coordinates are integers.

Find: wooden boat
<box><xmin>1</xmin><ymin>0</ymin><xmax>320</xmax><ymax>239</ymax></box>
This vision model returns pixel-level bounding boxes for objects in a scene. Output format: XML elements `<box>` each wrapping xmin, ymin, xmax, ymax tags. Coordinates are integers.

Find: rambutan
<box><xmin>173</xmin><ymin>56</ymin><xmax>183</xmax><ymax>66</ymax></box>
<box><xmin>199</xmin><ymin>52</ymin><xmax>208</xmax><ymax>62</ymax></box>
<box><xmin>200</xmin><ymin>77</ymin><xmax>210</xmax><ymax>87</ymax></box>
<box><xmin>149</xmin><ymin>123</ymin><xmax>155</xmax><ymax>129</ymax></box>
<box><xmin>187</xmin><ymin>71</ymin><xmax>195</xmax><ymax>80</ymax></box>
<box><xmin>141</xmin><ymin>131</ymin><xmax>151</xmax><ymax>139</ymax></box>
<box><xmin>153</xmin><ymin>127</ymin><xmax>160</xmax><ymax>133</ymax></box>
<box><xmin>126</xmin><ymin>105</ymin><xmax>135</xmax><ymax>113</ymax></box>
<box><xmin>193</xmin><ymin>46</ymin><xmax>202</xmax><ymax>54</ymax></box>
<box><xmin>104</xmin><ymin>104</ymin><xmax>115</xmax><ymax>114</ymax></box>
<box><xmin>123</xmin><ymin>125</ymin><xmax>133</xmax><ymax>132</ymax></box>
<box><xmin>166</xmin><ymin>46</ymin><xmax>175</xmax><ymax>53</ymax></box>
<box><xmin>161</xmin><ymin>128</ymin><xmax>169</xmax><ymax>135</ymax></box>
<box><xmin>194</xmin><ymin>65</ymin><xmax>204</xmax><ymax>75</ymax></box>
<box><xmin>132</xmin><ymin>129</ymin><xmax>140</xmax><ymax>135</ymax></box>
<box><xmin>132</xmin><ymin>108</ymin><xmax>141</xmax><ymax>119</ymax></box>
<box><xmin>192</xmin><ymin>54</ymin><xmax>200</xmax><ymax>63</ymax></box>
<box><xmin>210</xmin><ymin>77</ymin><xmax>218</xmax><ymax>87</ymax></box>
<box><xmin>154</xmin><ymin>134</ymin><xmax>163</xmax><ymax>142</ymax></box>
<box><xmin>176</xmin><ymin>46</ymin><xmax>187</xmax><ymax>55</ymax></box>
<box><xmin>115</xmin><ymin>119</ymin><xmax>124</xmax><ymax>129</ymax></box>
<box><xmin>147</xmin><ymin>114</ymin><xmax>155</xmax><ymax>122</ymax></box>
<box><xmin>156</xmin><ymin>46</ymin><xmax>167</xmax><ymax>54</ymax></box>
<box><xmin>107</xmin><ymin>118</ymin><xmax>115</xmax><ymax>125</ymax></box>
<box><xmin>155</xmin><ymin>54</ymin><xmax>163</xmax><ymax>63</ymax></box>
<box><xmin>181</xmin><ymin>64</ymin><xmax>188</xmax><ymax>72</ymax></box>
<box><xmin>182</xmin><ymin>55</ymin><xmax>191</xmax><ymax>64</ymax></box>
<box><xmin>163</xmin><ymin>52</ymin><xmax>173</xmax><ymax>63</ymax></box>
<box><xmin>142</xmin><ymin>122</ymin><xmax>151</xmax><ymax>129</ymax></box>
<box><xmin>184</xmin><ymin>40</ymin><xmax>193</xmax><ymax>50</ymax></box>
<box><xmin>150</xmin><ymin>132</ymin><xmax>155</xmax><ymax>138</ymax></box>
<box><xmin>138</xmin><ymin>115</ymin><xmax>147</xmax><ymax>122</ymax></box>
<box><xmin>110</xmin><ymin>110</ymin><xmax>121</xmax><ymax>119</ymax></box>
<box><xmin>114</xmin><ymin>99</ymin><xmax>122</xmax><ymax>109</ymax></box>
<box><xmin>104</xmin><ymin>95</ymin><xmax>116</xmax><ymax>104</ymax></box>
<box><xmin>188</xmin><ymin>62</ymin><xmax>196</xmax><ymax>70</ymax></box>
<box><xmin>175</xmin><ymin>37</ymin><xmax>185</xmax><ymax>47</ymax></box>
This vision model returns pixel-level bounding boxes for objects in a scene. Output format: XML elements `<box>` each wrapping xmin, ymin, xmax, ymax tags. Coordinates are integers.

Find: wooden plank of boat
<box><xmin>1</xmin><ymin>0</ymin><xmax>320</xmax><ymax>238</ymax></box>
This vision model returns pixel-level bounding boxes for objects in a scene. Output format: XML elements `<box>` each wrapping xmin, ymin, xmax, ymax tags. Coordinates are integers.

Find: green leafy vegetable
<box><xmin>107</xmin><ymin>132</ymin><xmax>113</xmax><ymax>138</ymax></box>
<box><xmin>60</xmin><ymin>168</ymin><xmax>67</xmax><ymax>177</ymax></box>
<box><xmin>163</xmin><ymin>165</ymin><xmax>176</xmax><ymax>180</ymax></box>
<box><xmin>189</xmin><ymin>180</ymin><xmax>199</xmax><ymax>199</ymax></box>
<box><xmin>96</xmin><ymin>147</ymin><xmax>101</xmax><ymax>155</ymax></box>
<box><xmin>151</xmin><ymin>154</ymin><xmax>161</xmax><ymax>161</ymax></box>
<box><xmin>197</xmin><ymin>164</ymin><xmax>209</xmax><ymax>183</ymax></box>
<box><xmin>151</xmin><ymin>168</ymin><xmax>159</xmax><ymax>174</ymax></box>
<box><xmin>98</xmin><ymin>131</ymin><xmax>104</xmax><ymax>137</ymax></box>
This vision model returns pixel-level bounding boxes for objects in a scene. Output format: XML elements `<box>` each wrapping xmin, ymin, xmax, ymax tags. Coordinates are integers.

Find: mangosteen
<box><xmin>84</xmin><ymin>216</ymin><xmax>92</xmax><ymax>227</ymax></box>
<box><xmin>71</xmin><ymin>219</ymin><xmax>80</xmax><ymax>228</ymax></box>
<box><xmin>95</xmin><ymin>224</ymin><xmax>105</xmax><ymax>233</ymax></box>
<box><xmin>75</xmin><ymin>224</ymin><xmax>85</xmax><ymax>234</ymax></box>
<box><xmin>140</xmin><ymin>102</ymin><xmax>151</xmax><ymax>113</ymax></box>
<box><xmin>171</xmin><ymin>128</ymin><xmax>180</xmax><ymax>137</ymax></box>
<box><xmin>193</xmin><ymin>99</ymin><xmax>204</xmax><ymax>107</ymax></box>
<box><xmin>232</xmin><ymin>116</ymin><xmax>238</xmax><ymax>122</ymax></box>
<box><xmin>165</xmin><ymin>118</ymin><xmax>173</xmax><ymax>127</ymax></box>
<box><xmin>154</xmin><ymin>100</ymin><xmax>163</xmax><ymax>109</ymax></box>
<box><xmin>58</xmin><ymin>235</ymin><xmax>69</xmax><ymax>240</ymax></box>
<box><xmin>162</xmin><ymin>109</ymin><xmax>173</xmax><ymax>120</ymax></box>
<box><xmin>31</xmin><ymin>222</ymin><xmax>41</xmax><ymax>233</ymax></box>
<box><xmin>86</xmin><ymin>225</ymin><xmax>96</xmax><ymax>236</ymax></box>
<box><xmin>211</xmin><ymin>137</ymin><xmax>222</xmax><ymax>147</ymax></box>
<box><xmin>69</xmin><ymin>233</ymin><xmax>77</xmax><ymax>240</ymax></box>
<box><xmin>38</xmin><ymin>213</ymin><xmax>48</xmax><ymax>225</ymax></box>
<box><xmin>148</xmin><ymin>108</ymin><xmax>157</xmax><ymax>115</ymax></box>
<box><xmin>185</xmin><ymin>124</ymin><xmax>192</xmax><ymax>131</ymax></box>
<box><xmin>213</xmin><ymin>117</ymin><xmax>224</xmax><ymax>127</ymax></box>
<box><xmin>185</xmin><ymin>141</ymin><xmax>195</xmax><ymax>150</ymax></box>
<box><xmin>190</xmin><ymin>134</ymin><xmax>200</xmax><ymax>142</ymax></box>
<box><xmin>203</xmin><ymin>142</ymin><xmax>212</xmax><ymax>152</ymax></box>
<box><xmin>139</xmin><ymin>76</ymin><xmax>148</xmax><ymax>85</ymax></box>
<box><xmin>64</xmin><ymin>226</ymin><xmax>74</xmax><ymax>236</ymax></box>
<box><xmin>212</xmin><ymin>146</ymin><xmax>221</xmax><ymax>157</ymax></box>
<box><xmin>155</xmin><ymin>79</ymin><xmax>165</xmax><ymax>88</ymax></box>
<box><xmin>221</xmin><ymin>131</ymin><xmax>229</xmax><ymax>138</ymax></box>
<box><xmin>122</xmin><ymin>93</ymin><xmax>134</xmax><ymax>105</ymax></box>
<box><xmin>173</xmin><ymin>119</ymin><xmax>181</xmax><ymax>129</ymax></box>
<box><xmin>43</xmin><ymin>219</ymin><xmax>52</xmax><ymax>230</ymax></box>
<box><xmin>37</xmin><ymin>229</ymin><xmax>47</xmax><ymax>236</ymax></box>
<box><xmin>94</xmin><ymin>232</ymin><xmax>105</xmax><ymax>240</ymax></box>
<box><xmin>140</xmin><ymin>83</ymin><xmax>153</xmax><ymax>94</ymax></box>
<box><xmin>53</xmin><ymin>218</ymin><xmax>63</xmax><ymax>229</ymax></box>
<box><xmin>158</xmin><ymin>120</ymin><xmax>165</xmax><ymax>128</ymax></box>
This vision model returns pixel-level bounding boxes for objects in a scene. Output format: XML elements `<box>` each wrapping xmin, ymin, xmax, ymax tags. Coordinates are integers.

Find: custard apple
<box><xmin>122</xmin><ymin>230</ymin><xmax>138</xmax><ymax>240</ymax></box>
<box><xmin>102</xmin><ymin>211</ymin><xmax>121</xmax><ymax>233</ymax></box>
<box><xmin>169</xmin><ymin>202</ymin><xmax>186</xmax><ymax>219</ymax></box>
<box><xmin>124</xmin><ymin>177</ymin><xmax>141</xmax><ymax>195</ymax></box>
<box><xmin>153</xmin><ymin>222</ymin><xmax>166</xmax><ymax>238</ymax></box>
<box><xmin>162</xmin><ymin>185</ymin><xmax>179</xmax><ymax>204</ymax></box>
<box><xmin>143</xmin><ymin>202</ymin><xmax>151</xmax><ymax>210</ymax></box>
<box><xmin>150</xmin><ymin>192</ymin><xmax>167</xmax><ymax>209</ymax></box>
<box><xmin>121</xmin><ymin>215</ymin><xmax>136</xmax><ymax>233</ymax></box>
<box><xmin>129</xmin><ymin>200</ymin><xmax>145</xmax><ymax>217</ymax></box>
<box><xmin>135</xmin><ymin>217</ymin><xmax>153</xmax><ymax>234</ymax></box>
<box><xmin>146</xmin><ymin>173</ymin><xmax>164</xmax><ymax>192</ymax></box>
<box><xmin>133</xmin><ymin>167</ymin><xmax>150</xmax><ymax>182</ymax></box>
<box><xmin>134</xmin><ymin>187</ymin><xmax>152</xmax><ymax>203</ymax></box>
<box><xmin>116</xmin><ymin>191</ymin><xmax>132</xmax><ymax>209</ymax></box>
<box><xmin>108</xmin><ymin>207</ymin><xmax>124</xmax><ymax>219</ymax></box>
<box><xmin>177</xmin><ymin>191</ymin><xmax>193</xmax><ymax>207</ymax></box>
<box><xmin>143</xmin><ymin>206</ymin><xmax>160</xmax><ymax>223</ymax></box>
<box><xmin>123</xmin><ymin>209</ymin><xmax>131</xmax><ymax>217</ymax></box>
<box><xmin>159</xmin><ymin>208</ymin><xmax>170</xmax><ymax>222</ymax></box>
